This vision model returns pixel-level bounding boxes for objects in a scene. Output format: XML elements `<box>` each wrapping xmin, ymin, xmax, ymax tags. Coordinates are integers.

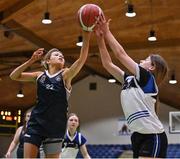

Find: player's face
<box><xmin>25</xmin><ymin>112</ymin><xmax>31</xmax><ymax>122</ymax></box>
<box><xmin>68</xmin><ymin>115</ymin><xmax>79</xmax><ymax>130</ymax></box>
<box><xmin>139</xmin><ymin>56</ymin><xmax>154</xmax><ymax>71</ymax></box>
<box><xmin>48</xmin><ymin>51</ymin><xmax>65</xmax><ymax>68</ymax></box>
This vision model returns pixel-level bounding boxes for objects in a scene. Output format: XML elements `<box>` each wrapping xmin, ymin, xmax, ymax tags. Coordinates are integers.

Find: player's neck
<box><xmin>48</xmin><ymin>66</ymin><xmax>61</xmax><ymax>75</ymax></box>
<box><xmin>68</xmin><ymin>129</ymin><xmax>76</xmax><ymax>137</ymax></box>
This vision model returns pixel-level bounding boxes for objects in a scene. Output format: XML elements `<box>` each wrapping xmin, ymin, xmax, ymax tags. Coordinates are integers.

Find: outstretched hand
<box><xmin>30</xmin><ymin>48</ymin><xmax>44</xmax><ymax>63</ymax></box>
<box><xmin>95</xmin><ymin>13</ymin><xmax>111</xmax><ymax>36</ymax></box>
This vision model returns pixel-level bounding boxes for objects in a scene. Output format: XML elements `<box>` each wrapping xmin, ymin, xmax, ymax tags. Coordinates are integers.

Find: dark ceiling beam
<box><xmin>0</xmin><ymin>60</ymin><xmax>21</xmax><ymax>66</ymax></box>
<box><xmin>0</xmin><ymin>32</ymin><xmax>179</xmax><ymax>54</ymax></box>
<box><xmin>0</xmin><ymin>65</ymin><xmax>43</xmax><ymax>77</ymax></box>
<box><xmin>123</xmin><ymin>38</ymin><xmax>180</xmax><ymax>50</ymax></box>
<box><xmin>66</xmin><ymin>56</ymin><xmax>110</xmax><ymax>78</ymax></box>
<box><xmin>0</xmin><ymin>66</ymin><xmax>14</xmax><ymax>72</ymax></box>
<box><xmin>2</xmin><ymin>20</ymin><xmax>105</xmax><ymax>77</ymax></box>
<box><xmin>0</xmin><ymin>50</ymin><xmax>35</xmax><ymax>58</ymax></box>
<box><xmin>1</xmin><ymin>36</ymin><xmax>180</xmax><ymax>58</ymax></box>
<box><xmin>3</xmin><ymin>20</ymin><xmax>55</xmax><ymax>50</ymax></box>
<box><xmin>0</xmin><ymin>0</ymin><xmax>34</xmax><ymax>22</ymax></box>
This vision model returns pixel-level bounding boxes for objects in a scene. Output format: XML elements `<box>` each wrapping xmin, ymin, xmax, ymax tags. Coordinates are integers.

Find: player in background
<box><xmin>60</xmin><ymin>113</ymin><xmax>91</xmax><ymax>159</ymax></box>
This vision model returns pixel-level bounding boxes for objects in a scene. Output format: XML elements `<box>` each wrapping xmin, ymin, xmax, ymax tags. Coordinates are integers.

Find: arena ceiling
<box><xmin>0</xmin><ymin>0</ymin><xmax>180</xmax><ymax>110</ymax></box>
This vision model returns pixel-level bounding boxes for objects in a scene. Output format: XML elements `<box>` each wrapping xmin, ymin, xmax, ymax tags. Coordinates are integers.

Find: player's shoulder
<box><xmin>62</xmin><ymin>67</ymin><xmax>69</xmax><ymax>73</ymax></box>
<box><xmin>34</xmin><ymin>71</ymin><xmax>44</xmax><ymax>76</ymax></box>
<box><xmin>16</xmin><ymin>126</ymin><xmax>23</xmax><ymax>133</ymax></box>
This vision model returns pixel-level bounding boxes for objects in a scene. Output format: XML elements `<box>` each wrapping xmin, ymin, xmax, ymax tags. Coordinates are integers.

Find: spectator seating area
<box><xmin>77</xmin><ymin>144</ymin><xmax>180</xmax><ymax>158</ymax></box>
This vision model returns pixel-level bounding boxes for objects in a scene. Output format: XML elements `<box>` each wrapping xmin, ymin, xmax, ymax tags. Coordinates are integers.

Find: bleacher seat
<box><xmin>77</xmin><ymin>144</ymin><xmax>180</xmax><ymax>158</ymax></box>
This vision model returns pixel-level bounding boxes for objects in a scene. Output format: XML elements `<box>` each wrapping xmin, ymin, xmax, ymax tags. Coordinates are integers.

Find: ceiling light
<box><xmin>42</xmin><ymin>12</ymin><xmax>52</xmax><ymax>24</ymax></box>
<box><xmin>76</xmin><ymin>36</ymin><xmax>83</xmax><ymax>47</ymax></box>
<box><xmin>17</xmin><ymin>90</ymin><xmax>24</xmax><ymax>98</ymax></box>
<box><xmin>148</xmin><ymin>0</ymin><xmax>157</xmax><ymax>42</ymax></box>
<box><xmin>148</xmin><ymin>30</ymin><xmax>157</xmax><ymax>41</ymax></box>
<box><xmin>169</xmin><ymin>73</ymin><xmax>177</xmax><ymax>84</ymax></box>
<box><xmin>108</xmin><ymin>77</ymin><xmax>116</xmax><ymax>83</ymax></box>
<box><xmin>125</xmin><ymin>4</ymin><xmax>136</xmax><ymax>18</ymax></box>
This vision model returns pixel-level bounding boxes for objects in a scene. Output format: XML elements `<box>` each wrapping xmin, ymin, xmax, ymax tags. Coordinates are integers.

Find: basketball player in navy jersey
<box><xmin>5</xmin><ymin>108</ymin><xmax>40</xmax><ymax>158</ymax></box>
<box><xmin>95</xmin><ymin>15</ymin><xmax>168</xmax><ymax>158</ymax></box>
<box><xmin>60</xmin><ymin>113</ymin><xmax>90</xmax><ymax>158</ymax></box>
<box><xmin>10</xmin><ymin>31</ymin><xmax>91</xmax><ymax>158</ymax></box>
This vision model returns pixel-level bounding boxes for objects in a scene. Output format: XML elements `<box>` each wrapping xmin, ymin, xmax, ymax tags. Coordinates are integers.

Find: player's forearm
<box><xmin>84</xmin><ymin>154</ymin><xmax>91</xmax><ymax>159</ymax></box>
<box><xmin>105</xmin><ymin>30</ymin><xmax>127</xmax><ymax>59</ymax></box>
<box><xmin>6</xmin><ymin>142</ymin><xmax>16</xmax><ymax>154</ymax></box>
<box><xmin>10</xmin><ymin>59</ymin><xmax>34</xmax><ymax>80</ymax></box>
<box><xmin>79</xmin><ymin>32</ymin><xmax>91</xmax><ymax>62</ymax></box>
<box><xmin>97</xmin><ymin>37</ymin><xmax>112</xmax><ymax>68</ymax></box>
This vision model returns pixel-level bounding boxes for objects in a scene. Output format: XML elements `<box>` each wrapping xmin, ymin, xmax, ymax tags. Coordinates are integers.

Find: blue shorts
<box><xmin>24</xmin><ymin>133</ymin><xmax>63</xmax><ymax>155</ymax></box>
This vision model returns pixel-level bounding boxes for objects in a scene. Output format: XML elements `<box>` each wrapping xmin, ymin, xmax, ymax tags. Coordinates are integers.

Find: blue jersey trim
<box><xmin>127</xmin><ymin>110</ymin><xmax>150</xmax><ymax>124</ymax></box>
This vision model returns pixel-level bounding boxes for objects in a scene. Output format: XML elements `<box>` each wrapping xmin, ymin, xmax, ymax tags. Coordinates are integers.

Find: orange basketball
<box><xmin>77</xmin><ymin>4</ymin><xmax>103</xmax><ymax>32</ymax></box>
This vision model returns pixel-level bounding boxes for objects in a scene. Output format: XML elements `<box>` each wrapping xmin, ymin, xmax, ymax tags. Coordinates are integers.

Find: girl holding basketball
<box><xmin>95</xmin><ymin>15</ymin><xmax>168</xmax><ymax>158</ymax></box>
<box><xmin>10</xmin><ymin>30</ymin><xmax>91</xmax><ymax>158</ymax></box>
<box><xmin>60</xmin><ymin>113</ymin><xmax>90</xmax><ymax>159</ymax></box>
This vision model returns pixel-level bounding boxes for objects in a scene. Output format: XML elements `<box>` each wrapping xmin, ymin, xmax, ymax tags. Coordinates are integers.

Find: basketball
<box><xmin>77</xmin><ymin>4</ymin><xmax>103</xmax><ymax>32</ymax></box>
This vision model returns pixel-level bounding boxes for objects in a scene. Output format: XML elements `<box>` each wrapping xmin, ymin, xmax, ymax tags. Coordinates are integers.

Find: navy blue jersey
<box><xmin>27</xmin><ymin>70</ymin><xmax>70</xmax><ymax>138</ymax></box>
<box><xmin>16</xmin><ymin>126</ymin><xmax>24</xmax><ymax>158</ymax></box>
<box><xmin>61</xmin><ymin>131</ymin><xmax>87</xmax><ymax>158</ymax></box>
<box><xmin>62</xmin><ymin>131</ymin><xmax>87</xmax><ymax>148</ymax></box>
<box><xmin>18</xmin><ymin>127</ymin><xmax>25</xmax><ymax>149</ymax></box>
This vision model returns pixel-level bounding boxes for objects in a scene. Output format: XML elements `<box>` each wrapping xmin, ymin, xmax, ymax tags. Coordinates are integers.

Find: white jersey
<box><xmin>60</xmin><ymin>131</ymin><xmax>87</xmax><ymax>158</ymax></box>
<box><xmin>121</xmin><ymin>64</ymin><xmax>164</xmax><ymax>134</ymax></box>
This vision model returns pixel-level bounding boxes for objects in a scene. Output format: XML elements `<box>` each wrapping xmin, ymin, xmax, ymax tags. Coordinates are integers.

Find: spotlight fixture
<box><xmin>76</xmin><ymin>36</ymin><xmax>83</xmax><ymax>47</ymax></box>
<box><xmin>125</xmin><ymin>4</ymin><xmax>136</xmax><ymax>18</ymax></box>
<box><xmin>42</xmin><ymin>12</ymin><xmax>52</xmax><ymax>24</ymax></box>
<box><xmin>17</xmin><ymin>89</ymin><xmax>24</xmax><ymax>98</ymax></box>
<box><xmin>148</xmin><ymin>29</ymin><xmax>157</xmax><ymax>41</ymax></box>
<box><xmin>108</xmin><ymin>76</ymin><xmax>116</xmax><ymax>83</ymax></box>
<box><xmin>42</xmin><ymin>0</ymin><xmax>52</xmax><ymax>24</ymax></box>
<box><xmin>169</xmin><ymin>73</ymin><xmax>177</xmax><ymax>84</ymax></box>
<box><xmin>148</xmin><ymin>0</ymin><xmax>157</xmax><ymax>42</ymax></box>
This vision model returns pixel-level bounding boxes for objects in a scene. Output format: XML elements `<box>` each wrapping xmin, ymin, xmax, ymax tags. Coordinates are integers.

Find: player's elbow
<box><xmin>9</xmin><ymin>73</ymin><xmax>15</xmax><ymax>80</ymax></box>
<box><xmin>9</xmin><ymin>73</ymin><xmax>19</xmax><ymax>81</ymax></box>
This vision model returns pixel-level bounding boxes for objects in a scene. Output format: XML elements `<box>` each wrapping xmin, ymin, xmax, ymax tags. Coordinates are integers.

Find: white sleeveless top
<box><xmin>121</xmin><ymin>64</ymin><xmax>164</xmax><ymax>134</ymax></box>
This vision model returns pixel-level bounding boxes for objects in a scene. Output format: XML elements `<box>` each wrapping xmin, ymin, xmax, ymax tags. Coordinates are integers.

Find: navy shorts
<box><xmin>131</xmin><ymin>131</ymin><xmax>168</xmax><ymax>158</ymax></box>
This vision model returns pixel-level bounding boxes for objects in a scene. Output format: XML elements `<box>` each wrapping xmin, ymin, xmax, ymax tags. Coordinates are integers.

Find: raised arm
<box><xmin>63</xmin><ymin>31</ymin><xmax>91</xmax><ymax>87</ymax></box>
<box><xmin>95</xmin><ymin>28</ymin><xmax>124</xmax><ymax>83</ymax></box>
<box><xmin>97</xmin><ymin>15</ymin><xmax>137</xmax><ymax>75</ymax></box>
<box><xmin>5</xmin><ymin>126</ymin><xmax>22</xmax><ymax>158</ymax></box>
<box><xmin>10</xmin><ymin>48</ymin><xmax>44</xmax><ymax>82</ymax></box>
<box><xmin>80</xmin><ymin>144</ymin><xmax>91</xmax><ymax>159</ymax></box>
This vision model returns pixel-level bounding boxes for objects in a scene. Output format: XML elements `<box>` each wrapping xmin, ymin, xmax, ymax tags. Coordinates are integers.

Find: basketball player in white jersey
<box><xmin>95</xmin><ymin>15</ymin><xmax>168</xmax><ymax>158</ymax></box>
<box><xmin>60</xmin><ymin>113</ymin><xmax>90</xmax><ymax>158</ymax></box>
